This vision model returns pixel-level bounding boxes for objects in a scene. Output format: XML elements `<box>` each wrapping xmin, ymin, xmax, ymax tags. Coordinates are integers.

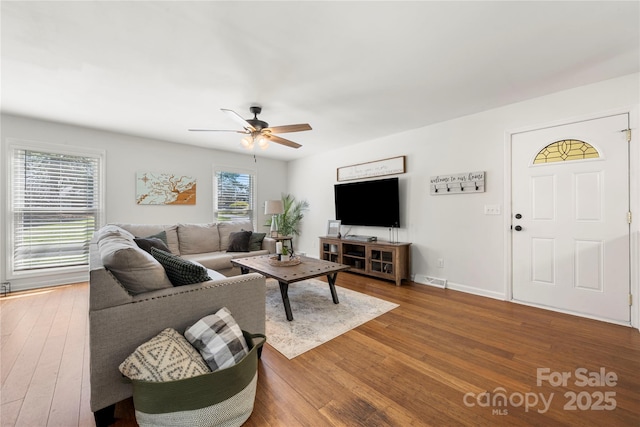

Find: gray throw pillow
<box><xmin>146</xmin><ymin>230</ymin><xmax>168</xmax><ymax>245</ymax></box>
<box><xmin>98</xmin><ymin>235</ymin><xmax>173</xmax><ymax>295</ymax></box>
<box><xmin>227</xmin><ymin>231</ymin><xmax>252</xmax><ymax>252</ymax></box>
<box><xmin>134</xmin><ymin>237</ymin><xmax>170</xmax><ymax>254</ymax></box>
<box><xmin>150</xmin><ymin>248</ymin><xmax>212</xmax><ymax>286</ymax></box>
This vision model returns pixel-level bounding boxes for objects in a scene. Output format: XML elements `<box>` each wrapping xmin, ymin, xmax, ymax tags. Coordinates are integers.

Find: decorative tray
<box><xmin>268</xmin><ymin>255</ymin><xmax>301</xmax><ymax>267</ymax></box>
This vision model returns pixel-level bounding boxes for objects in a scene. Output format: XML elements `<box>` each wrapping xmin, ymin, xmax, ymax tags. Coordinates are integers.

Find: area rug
<box><xmin>265</xmin><ymin>278</ymin><xmax>398</xmax><ymax>359</ymax></box>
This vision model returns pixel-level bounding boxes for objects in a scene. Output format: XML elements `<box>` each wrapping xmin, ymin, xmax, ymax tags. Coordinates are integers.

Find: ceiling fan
<box><xmin>189</xmin><ymin>105</ymin><xmax>311</xmax><ymax>150</ymax></box>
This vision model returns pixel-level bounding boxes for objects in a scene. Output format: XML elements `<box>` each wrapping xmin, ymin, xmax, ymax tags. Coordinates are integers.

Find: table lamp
<box><xmin>265</xmin><ymin>200</ymin><xmax>284</xmax><ymax>237</ymax></box>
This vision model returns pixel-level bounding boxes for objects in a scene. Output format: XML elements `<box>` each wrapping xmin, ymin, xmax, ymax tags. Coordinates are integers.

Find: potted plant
<box><xmin>266</xmin><ymin>194</ymin><xmax>309</xmax><ymax>238</ymax></box>
<box><xmin>280</xmin><ymin>245</ymin><xmax>290</xmax><ymax>261</ymax></box>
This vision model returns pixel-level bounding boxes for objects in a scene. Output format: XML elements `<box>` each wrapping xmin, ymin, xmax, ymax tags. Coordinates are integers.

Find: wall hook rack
<box><xmin>430</xmin><ymin>171</ymin><xmax>485</xmax><ymax>195</ymax></box>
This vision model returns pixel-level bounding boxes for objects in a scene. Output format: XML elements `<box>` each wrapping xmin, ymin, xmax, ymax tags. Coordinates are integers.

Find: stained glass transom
<box><xmin>533</xmin><ymin>139</ymin><xmax>599</xmax><ymax>164</ymax></box>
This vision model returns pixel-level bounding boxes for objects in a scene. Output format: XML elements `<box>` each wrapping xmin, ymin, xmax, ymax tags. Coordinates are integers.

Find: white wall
<box><xmin>288</xmin><ymin>73</ymin><xmax>640</xmax><ymax>302</ymax></box>
<box><xmin>0</xmin><ymin>114</ymin><xmax>288</xmax><ymax>290</ymax></box>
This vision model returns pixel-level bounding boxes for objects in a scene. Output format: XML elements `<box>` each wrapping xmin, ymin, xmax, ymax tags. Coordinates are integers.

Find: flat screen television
<box><xmin>334</xmin><ymin>177</ymin><xmax>400</xmax><ymax>227</ymax></box>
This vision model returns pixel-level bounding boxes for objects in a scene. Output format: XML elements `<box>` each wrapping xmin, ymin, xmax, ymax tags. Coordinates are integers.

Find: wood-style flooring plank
<box><xmin>1</xmin><ymin>287</ymin><xmax>63</xmax><ymax>407</ymax></box>
<box><xmin>14</xmin><ymin>285</ymin><xmax>76</xmax><ymax>426</ymax></box>
<box><xmin>48</xmin><ymin>285</ymin><xmax>88</xmax><ymax>426</ymax></box>
<box><xmin>1</xmin><ymin>274</ymin><xmax>639</xmax><ymax>426</ymax></box>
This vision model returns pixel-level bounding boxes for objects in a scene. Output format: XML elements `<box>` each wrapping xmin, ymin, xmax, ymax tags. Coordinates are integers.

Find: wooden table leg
<box><xmin>327</xmin><ymin>273</ymin><xmax>340</xmax><ymax>304</ymax></box>
<box><xmin>278</xmin><ymin>281</ymin><xmax>294</xmax><ymax>321</ymax></box>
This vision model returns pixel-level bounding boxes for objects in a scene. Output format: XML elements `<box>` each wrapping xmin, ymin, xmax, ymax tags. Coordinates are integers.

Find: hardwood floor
<box><xmin>2</xmin><ymin>273</ymin><xmax>639</xmax><ymax>426</ymax></box>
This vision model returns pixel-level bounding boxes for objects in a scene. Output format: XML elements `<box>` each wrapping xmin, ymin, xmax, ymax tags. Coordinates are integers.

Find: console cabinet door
<box><xmin>368</xmin><ymin>246</ymin><xmax>396</xmax><ymax>280</ymax></box>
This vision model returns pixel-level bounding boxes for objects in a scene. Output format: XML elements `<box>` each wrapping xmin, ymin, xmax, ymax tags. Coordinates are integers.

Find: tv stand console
<box><xmin>319</xmin><ymin>237</ymin><xmax>411</xmax><ymax>286</ymax></box>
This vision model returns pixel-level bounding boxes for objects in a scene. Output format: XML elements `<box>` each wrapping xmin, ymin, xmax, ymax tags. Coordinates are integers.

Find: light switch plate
<box><xmin>484</xmin><ymin>204</ymin><xmax>501</xmax><ymax>215</ymax></box>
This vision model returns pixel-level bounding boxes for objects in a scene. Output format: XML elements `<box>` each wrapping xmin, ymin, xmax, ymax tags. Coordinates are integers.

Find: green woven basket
<box><xmin>131</xmin><ymin>331</ymin><xmax>266</xmax><ymax>427</ymax></box>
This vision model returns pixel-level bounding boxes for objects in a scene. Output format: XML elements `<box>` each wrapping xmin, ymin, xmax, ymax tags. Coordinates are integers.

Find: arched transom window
<box><xmin>533</xmin><ymin>139</ymin><xmax>599</xmax><ymax>164</ymax></box>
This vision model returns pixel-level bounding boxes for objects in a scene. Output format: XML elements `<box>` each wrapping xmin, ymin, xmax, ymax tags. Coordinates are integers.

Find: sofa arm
<box><xmin>88</xmin><ymin>273</ymin><xmax>266</xmax><ymax>413</ymax></box>
<box><xmin>262</xmin><ymin>237</ymin><xmax>276</xmax><ymax>253</ymax></box>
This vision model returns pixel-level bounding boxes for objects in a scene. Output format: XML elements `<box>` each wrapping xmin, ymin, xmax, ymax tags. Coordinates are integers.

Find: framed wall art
<box><xmin>136</xmin><ymin>172</ymin><xmax>197</xmax><ymax>205</ymax></box>
<box><xmin>326</xmin><ymin>220</ymin><xmax>341</xmax><ymax>237</ymax></box>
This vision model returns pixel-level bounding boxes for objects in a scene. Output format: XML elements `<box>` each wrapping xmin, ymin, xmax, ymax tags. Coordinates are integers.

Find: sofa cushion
<box><xmin>181</xmin><ymin>253</ymin><xmax>234</xmax><ymax>271</ymax></box>
<box><xmin>177</xmin><ymin>223</ymin><xmax>220</xmax><ymax>254</ymax></box>
<box><xmin>184</xmin><ymin>307</ymin><xmax>249</xmax><ymax>372</ymax></box>
<box><xmin>134</xmin><ymin>237</ymin><xmax>170</xmax><ymax>254</ymax></box>
<box><xmin>218</xmin><ymin>220</ymin><xmax>253</xmax><ymax>251</ymax></box>
<box><xmin>151</xmin><ymin>248</ymin><xmax>212</xmax><ymax>286</ymax></box>
<box><xmin>227</xmin><ymin>231</ymin><xmax>252</xmax><ymax>252</ymax></box>
<box><xmin>248</xmin><ymin>232</ymin><xmax>266</xmax><ymax>251</ymax></box>
<box><xmin>98</xmin><ymin>235</ymin><xmax>173</xmax><ymax>295</ymax></box>
<box><xmin>119</xmin><ymin>328</ymin><xmax>211</xmax><ymax>382</ymax></box>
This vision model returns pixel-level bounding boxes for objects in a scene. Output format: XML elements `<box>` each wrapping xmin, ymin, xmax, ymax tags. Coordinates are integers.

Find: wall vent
<box><xmin>413</xmin><ymin>275</ymin><xmax>447</xmax><ymax>288</ymax></box>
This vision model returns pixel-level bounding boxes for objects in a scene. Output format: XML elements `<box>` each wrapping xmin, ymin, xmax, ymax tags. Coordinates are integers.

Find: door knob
<box><xmin>514</xmin><ymin>225</ymin><xmax>523</xmax><ymax>231</ymax></box>
<box><xmin>515</xmin><ymin>214</ymin><xmax>522</xmax><ymax>219</ymax></box>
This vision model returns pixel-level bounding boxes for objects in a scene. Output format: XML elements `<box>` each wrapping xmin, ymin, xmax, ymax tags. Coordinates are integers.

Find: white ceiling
<box><xmin>2</xmin><ymin>1</ymin><xmax>639</xmax><ymax>161</ymax></box>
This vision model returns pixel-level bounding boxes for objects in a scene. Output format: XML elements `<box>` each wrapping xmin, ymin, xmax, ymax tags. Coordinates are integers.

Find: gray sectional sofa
<box><xmin>89</xmin><ymin>221</ymin><xmax>273</xmax><ymax>425</ymax></box>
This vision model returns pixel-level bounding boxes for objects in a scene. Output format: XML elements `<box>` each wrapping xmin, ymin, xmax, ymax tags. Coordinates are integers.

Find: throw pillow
<box><xmin>134</xmin><ymin>237</ymin><xmax>170</xmax><ymax>254</ymax></box>
<box><xmin>184</xmin><ymin>307</ymin><xmax>249</xmax><ymax>372</ymax></box>
<box><xmin>247</xmin><ymin>231</ymin><xmax>266</xmax><ymax>251</ymax></box>
<box><xmin>150</xmin><ymin>248</ymin><xmax>212</xmax><ymax>286</ymax></box>
<box><xmin>218</xmin><ymin>220</ymin><xmax>252</xmax><ymax>251</ymax></box>
<box><xmin>146</xmin><ymin>230</ymin><xmax>168</xmax><ymax>245</ymax></box>
<box><xmin>119</xmin><ymin>328</ymin><xmax>211</xmax><ymax>382</ymax></box>
<box><xmin>226</xmin><ymin>230</ymin><xmax>252</xmax><ymax>252</ymax></box>
<box><xmin>98</xmin><ymin>235</ymin><xmax>173</xmax><ymax>295</ymax></box>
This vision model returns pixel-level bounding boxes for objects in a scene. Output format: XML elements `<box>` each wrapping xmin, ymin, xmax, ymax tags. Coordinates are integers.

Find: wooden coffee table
<box><xmin>231</xmin><ymin>255</ymin><xmax>350</xmax><ymax>321</ymax></box>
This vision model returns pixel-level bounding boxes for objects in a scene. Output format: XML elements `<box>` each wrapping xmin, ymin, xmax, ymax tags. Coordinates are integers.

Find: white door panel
<box><xmin>512</xmin><ymin>114</ymin><xmax>630</xmax><ymax>323</ymax></box>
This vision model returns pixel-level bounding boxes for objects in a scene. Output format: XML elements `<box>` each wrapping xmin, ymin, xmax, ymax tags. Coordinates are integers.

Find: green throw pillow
<box><xmin>150</xmin><ymin>247</ymin><xmax>211</xmax><ymax>286</ymax></box>
<box><xmin>248</xmin><ymin>232</ymin><xmax>266</xmax><ymax>251</ymax></box>
<box><xmin>227</xmin><ymin>231</ymin><xmax>252</xmax><ymax>252</ymax></box>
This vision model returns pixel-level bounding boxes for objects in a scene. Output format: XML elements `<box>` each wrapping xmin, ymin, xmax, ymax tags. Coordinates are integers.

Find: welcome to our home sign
<box><xmin>430</xmin><ymin>171</ymin><xmax>485</xmax><ymax>195</ymax></box>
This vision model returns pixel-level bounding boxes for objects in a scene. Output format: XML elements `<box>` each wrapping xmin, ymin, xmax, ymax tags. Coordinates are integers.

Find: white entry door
<box><xmin>511</xmin><ymin>113</ymin><xmax>630</xmax><ymax>324</ymax></box>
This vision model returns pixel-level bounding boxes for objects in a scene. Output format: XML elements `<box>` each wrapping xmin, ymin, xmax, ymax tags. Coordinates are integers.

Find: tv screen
<box><xmin>334</xmin><ymin>177</ymin><xmax>400</xmax><ymax>227</ymax></box>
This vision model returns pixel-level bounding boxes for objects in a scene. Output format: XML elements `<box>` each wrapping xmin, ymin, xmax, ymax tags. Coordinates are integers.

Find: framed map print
<box><xmin>136</xmin><ymin>172</ymin><xmax>196</xmax><ymax>205</ymax></box>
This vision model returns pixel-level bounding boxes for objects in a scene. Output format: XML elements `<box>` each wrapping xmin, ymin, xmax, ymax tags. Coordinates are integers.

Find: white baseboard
<box><xmin>443</xmin><ymin>281</ymin><xmax>506</xmax><ymax>300</ymax></box>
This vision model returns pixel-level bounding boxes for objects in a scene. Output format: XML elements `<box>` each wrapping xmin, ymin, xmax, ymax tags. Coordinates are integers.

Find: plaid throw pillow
<box><xmin>184</xmin><ymin>307</ymin><xmax>249</xmax><ymax>371</ymax></box>
<box><xmin>150</xmin><ymin>247</ymin><xmax>211</xmax><ymax>286</ymax></box>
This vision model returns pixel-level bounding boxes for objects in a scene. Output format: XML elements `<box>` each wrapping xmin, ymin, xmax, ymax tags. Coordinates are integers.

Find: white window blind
<box><xmin>214</xmin><ymin>170</ymin><xmax>255</xmax><ymax>224</ymax></box>
<box><xmin>11</xmin><ymin>148</ymin><xmax>102</xmax><ymax>272</ymax></box>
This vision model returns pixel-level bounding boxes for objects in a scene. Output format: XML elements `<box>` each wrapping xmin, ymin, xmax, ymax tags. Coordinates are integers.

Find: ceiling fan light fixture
<box><xmin>257</xmin><ymin>136</ymin><xmax>269</xmax><ymax>150</ymax></box>
<box><xmin>241</xmin><ymin>135</ymin><xmax>254</xmax><ymax>150</ymax></box>
<box><xmin>190</xmin><ymin>106</ymin><xmax>310</xmax><ymax>151</ymax></box>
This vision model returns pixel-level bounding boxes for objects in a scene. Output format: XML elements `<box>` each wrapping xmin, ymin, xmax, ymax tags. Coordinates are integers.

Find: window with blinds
<box><xmin>214</xmin><ymin>170</ymin><xmax>255</xmax><ymax>224</ymax></box>
<box><xmin>10</xmin><ymin>147</ymin><xmax>102</xmax><ymax>273</ymax></box>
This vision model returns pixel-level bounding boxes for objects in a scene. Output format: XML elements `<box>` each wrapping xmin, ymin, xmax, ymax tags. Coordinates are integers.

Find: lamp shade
<box><xmin>265</xmin><ymin>200</ymin><xmax>284</xmax><ymax>215</ymax></box>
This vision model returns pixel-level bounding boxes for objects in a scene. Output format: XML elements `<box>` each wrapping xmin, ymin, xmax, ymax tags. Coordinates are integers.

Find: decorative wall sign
<box><xmin>337</xmin><ymin>156</ymin><xmax>405</xmax><ymax>182</ymax></box>
<box><xmin>430</xmin><ymin>171</ymin><xmax>485</xmax><ymax>195</ymax></box>
<box><xmin>136</xmin><ymin>172</ymin><xmax>197</xmax><ymax>205</ymax></box>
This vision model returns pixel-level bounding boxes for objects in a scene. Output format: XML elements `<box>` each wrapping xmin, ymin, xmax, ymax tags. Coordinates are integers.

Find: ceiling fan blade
<box><xmin>266</xmin><ymin>134</ymin><xmax>302</xmax><ymax>149</ymax></box>
<box><xmin>188</xmin><ymin>129</ymin><xmax>249</xmax><ymax>133</ymax></box>
<box><xmin>221</xmin><ymin>108</ymin><xmax>256</xmax><ymax>132</ymax></box>
<box><xmin>265</xmin><ymin>123</ymin><xmax>312</xmax><ymax>134</ymax></box>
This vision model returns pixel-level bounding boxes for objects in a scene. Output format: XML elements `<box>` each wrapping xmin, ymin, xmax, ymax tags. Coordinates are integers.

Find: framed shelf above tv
<box><xmin>319</xmin><ymin>237</ymin><xmax>411</xmax><ymax>286</ymax></box>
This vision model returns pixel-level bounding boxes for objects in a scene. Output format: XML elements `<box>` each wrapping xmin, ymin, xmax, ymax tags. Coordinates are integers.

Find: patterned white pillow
<box><xmin>119</xmin><ymin>328</ymin><xmax>211</xmax><ymax>382</ymax></box>
<box><xmin>184</xmin><ymin>307</ymin><xmax>249</xmax><ymax>371</ymax></box>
